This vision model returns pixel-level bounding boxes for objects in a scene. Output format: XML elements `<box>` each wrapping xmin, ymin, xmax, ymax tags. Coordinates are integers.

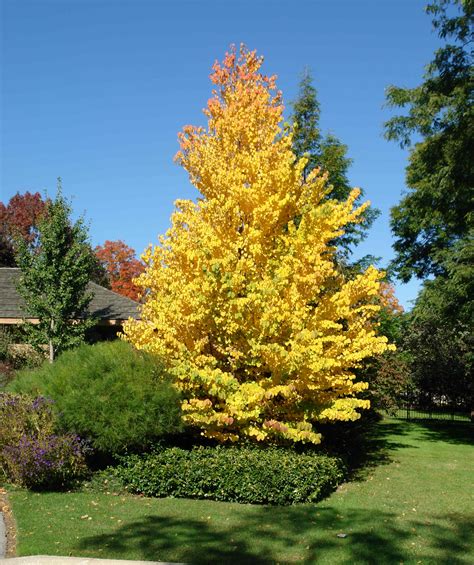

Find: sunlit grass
<box><xmin>9</xmin><ymin>418</ymin><xmax>474</xmax><ymax>564</ymax></box>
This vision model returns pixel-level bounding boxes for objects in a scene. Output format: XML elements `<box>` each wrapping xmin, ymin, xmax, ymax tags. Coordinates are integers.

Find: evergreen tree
<box><xmin>16</xmin><ymin>180</ymin><xmax>96</xmax><ymax>362</ymax></box>
<box><xmin>291</xmin><ymin>70</ymin><xmax>321</xmax><ymax>181</ymax></box>
<box><xmin>291</xmin><ymin>70</ymin><xmax>379</xmax><ymax>259</ymax></box>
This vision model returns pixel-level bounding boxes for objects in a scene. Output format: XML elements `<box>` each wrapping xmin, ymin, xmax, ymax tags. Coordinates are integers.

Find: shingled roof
<box><xmin>0</xmin><ymin>268</ymin><xmax>140</xmax><ymax>323</ymax></box>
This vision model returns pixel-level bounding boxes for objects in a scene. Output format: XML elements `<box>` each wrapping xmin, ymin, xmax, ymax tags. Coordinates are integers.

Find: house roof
<box><xmin>0</xmin><ymin>268</ymin><xmax>140</xmax><ymax>323</ymax></box>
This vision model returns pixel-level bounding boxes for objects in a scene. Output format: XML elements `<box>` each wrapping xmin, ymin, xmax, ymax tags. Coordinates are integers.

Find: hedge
<box><xmin>103</xmin><ymin>445</ymin><xmax>345</xmax><ymax>505</ymax></box>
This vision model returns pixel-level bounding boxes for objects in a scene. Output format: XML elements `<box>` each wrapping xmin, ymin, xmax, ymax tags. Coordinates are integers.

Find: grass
<box><xmin>7</xmin><ymin>418</ymin><xmax>474</xmax><ymax>564</ymax></box>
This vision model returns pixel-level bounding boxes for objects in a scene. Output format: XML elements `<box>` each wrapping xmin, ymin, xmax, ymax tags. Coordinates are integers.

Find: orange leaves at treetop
<box><xmin>175</xmin><ymin>45</ymin><xmax>285</xmax><ymax>206</ymax></box>
<box><xmin>95</xmin><ymin>240</ymin><xmax>144</xmax><ymax>301</ymax></box>
<box><xmin>124</xmin><ymin>45</ymin><xmax>392</xmax><ymax>445</ymax></box>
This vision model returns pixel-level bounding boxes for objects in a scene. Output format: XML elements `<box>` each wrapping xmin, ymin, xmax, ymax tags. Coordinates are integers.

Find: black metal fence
<box><xmin>393</xmin><ymin>404</ymin><xmax>471</xmax><ymax>422</ymax></box>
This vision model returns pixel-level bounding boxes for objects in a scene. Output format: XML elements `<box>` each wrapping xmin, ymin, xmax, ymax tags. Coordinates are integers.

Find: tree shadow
<box><xmin>321</xmin><ymin>419</ymin><xmax>418</xmax><ymax>481</ymax></box>
<box><xmin>75</xmin><ymin>505</ymin><xmax>474</xmax><ymax>564</ymax></box>
<box><xmin>75</xmin><ymin>512</ymin><xmax>270</xmax><ymax>564</ymax></box>
<box><xmin>414</xmin><ymin>420</ymin><xmax>473</xmax><ymax>446</ymax></box>
<box><xmin>426</xmin><ymin>512</ymin><xmax>474</xmax><ymax>565</ymax></box>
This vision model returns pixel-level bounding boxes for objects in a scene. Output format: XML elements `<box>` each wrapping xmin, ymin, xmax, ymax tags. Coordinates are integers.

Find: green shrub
<box><xmin>9</xmin><ymin>341</ymin><xmax>183</xmax><ymax>454</ymax></box>
<box><xmin>0</xmin><ymin>327</ymin><xmax>44</xmax><ymax>368</ymax></box>
<box><xmin>101</xmin><ymin>446</ymin><xmax>345</xmax><ymax>505</ymax></box>
<box><xmin>0</xmin><ymin>393</ymin><xmax>88</xmax><ymax>489</ymax></box>
<box><xmin>0</xmin><ymin>328</ymin><xmax>43</xmax><ymax>388</ymax></box>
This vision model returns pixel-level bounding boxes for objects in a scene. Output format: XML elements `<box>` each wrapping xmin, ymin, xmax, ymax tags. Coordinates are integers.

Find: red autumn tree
<box><xmin>95</xmin><ymin>240</ymin><xmax>145</xmax><ymax>301</ymax></box>
<box><xmin>0</xmin><ymin>192</ymin><xmax>49</xmax><ymax>266</ymax></box>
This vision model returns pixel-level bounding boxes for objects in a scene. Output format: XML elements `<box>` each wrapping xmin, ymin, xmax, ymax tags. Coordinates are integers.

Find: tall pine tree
<box><xmin>291</xmin><ymin>70</ymin><xmax>379</xmax><ymax>260</ymax></box>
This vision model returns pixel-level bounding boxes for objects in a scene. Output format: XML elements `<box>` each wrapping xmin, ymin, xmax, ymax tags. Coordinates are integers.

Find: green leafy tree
<box><xmin>385</xmin><ymin>0</ymin><xmax>473</xmax><ymax>282</ymax></box>
<box><xmin>291</xmin><ymin>70</ymin><xmax>379</xmax><ymax>258</ymax></box>
<box><xmin>402</xmin><ymin>315</ymin><xmax>472</xmax><ymax>408</ymax></box>
<box><xmin>384</xmin><ymin>0</ymin><xmax>473</xmax><ymax>407</ymax></box>
<box><xmin>414</xmin><ymin>232</ymin><xmax>474</xmax><ymax>328</ymax></box>
<box><xmin>0</xmin><ymin>190</ymin><xmax>107</xmax><ymax>286</ymax></box>
<box><xmin>16</xmin><ymin>180</ymin><xmax>96</xmax><ymax>362</ymax></box>
<box><xmin>402</xmin><ymin>232</ymin><xmax>473</xmax><ymax>406</ymax></box>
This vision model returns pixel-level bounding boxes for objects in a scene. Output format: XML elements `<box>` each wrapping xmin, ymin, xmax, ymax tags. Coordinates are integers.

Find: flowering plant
<box><xmin>0</xmin><ymin>393</ymin><xmax>89</xmax><ymax>488</ymax></box>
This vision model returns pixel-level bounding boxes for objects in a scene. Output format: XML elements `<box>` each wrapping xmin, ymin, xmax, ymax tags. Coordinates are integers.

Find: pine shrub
<box><xmin>9</xmin><ymin>341</ymin><xmax>183</xmax><ymax>454</ymax></box>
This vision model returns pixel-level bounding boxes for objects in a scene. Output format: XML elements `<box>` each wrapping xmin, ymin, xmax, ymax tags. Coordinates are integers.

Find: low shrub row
<box><xmin>101</xmin><ymin>446</ymin><xmax>345</xmax><ymax>505</ymax></box>
<box><xmin>0</xmin><ymin>327</ymin><xmax>43</xmax><ymax>388</ymax></box>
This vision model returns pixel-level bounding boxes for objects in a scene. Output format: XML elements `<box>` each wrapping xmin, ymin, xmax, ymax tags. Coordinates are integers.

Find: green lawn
<box><xmin>8</xmin><ymin>419</ymin><xmax>474</xmax><ymax>564</ymax></box>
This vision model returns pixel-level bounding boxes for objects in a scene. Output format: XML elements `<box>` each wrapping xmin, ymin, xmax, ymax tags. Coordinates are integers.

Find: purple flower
<box><xmin>0</xmin><ymin>393</ymin><xmax>89</xmax><ymax>489</ymax></box>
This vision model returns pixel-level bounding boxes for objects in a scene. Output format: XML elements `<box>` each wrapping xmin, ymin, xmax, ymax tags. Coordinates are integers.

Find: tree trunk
<box><xmin>49</xmin><ymin>319</ymin><xmax>55</xmax><ymax>363</ymax></box>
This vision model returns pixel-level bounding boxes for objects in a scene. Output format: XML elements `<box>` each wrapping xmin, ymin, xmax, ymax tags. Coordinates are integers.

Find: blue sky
<box><xmin>1</xmin><ymin>0</ymin><xmax>441</xmax><ymax>308</ymax></box>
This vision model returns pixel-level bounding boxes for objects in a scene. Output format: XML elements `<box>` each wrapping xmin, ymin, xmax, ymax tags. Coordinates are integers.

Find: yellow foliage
<box><xmin>124</xmin><ymin>45</ymin><xmax>393</xmax><ymax>444</ymax></box>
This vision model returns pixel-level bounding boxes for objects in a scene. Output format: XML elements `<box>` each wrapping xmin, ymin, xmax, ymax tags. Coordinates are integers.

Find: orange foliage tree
<box><xmin>95</xmin><ymin>240</ymin><xmax>144</xmax><ymax>301</ymax></box>
<box><xmin>0</xmin><ymin>192</ymin><xmax>48</xmax><ymax>266</ymax></box>
<box><xmin>379</xmin><ymin>281</ymin><xmax>404</xmax><ymax>315</ymax></box>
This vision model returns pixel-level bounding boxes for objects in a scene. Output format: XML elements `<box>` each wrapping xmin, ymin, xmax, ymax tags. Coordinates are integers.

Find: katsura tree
<box><xmin>95</xmin><ymin>240</ymin><xmax>145</xmax><ymax>301</ymax></box>
<box><xmin>124</xmin><ymin>46</ymin><xmax>392</xmax><ymax>444</ymax></box>
<box><xmin>16</xmin><ymin>180</ymin><xmax>96</xmax><ymax>362</ymax></box>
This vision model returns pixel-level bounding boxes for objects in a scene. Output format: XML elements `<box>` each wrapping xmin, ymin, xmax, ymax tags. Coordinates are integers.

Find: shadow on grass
<box><xmin>73</xmin><ymin>418</ymin><xmax>474</xmax><ymax>563</ymax></box>
<box><xmin>75</xmin><ymin>505</ymin><xmax>474</xmax><ymax>564</ymax></box>
<box><xmin>414</xmin><ymin>420</ymin><xmax>473</xmax><ymax>446</ymax></box>
<box><xmin>326</xmin><ymin>417</ymin><xmax>472</xmax><ymax>482</ymax></box>
<box><xmin>320</xmin><ymin>419</ymin><xmax>418</xmax><ymax>482</ymax></box>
